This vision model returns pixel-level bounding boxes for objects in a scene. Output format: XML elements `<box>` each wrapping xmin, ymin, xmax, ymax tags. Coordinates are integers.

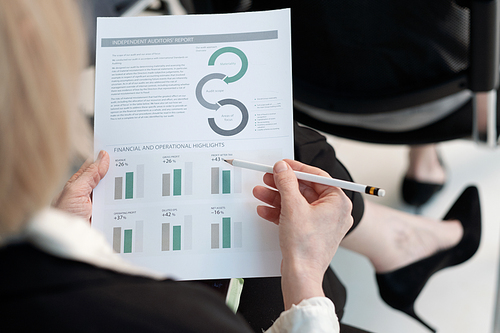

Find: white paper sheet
<box><xmin>92</xmin><ymin>9</ymin><xmax>293</xmax><ymax>280</ymax></box>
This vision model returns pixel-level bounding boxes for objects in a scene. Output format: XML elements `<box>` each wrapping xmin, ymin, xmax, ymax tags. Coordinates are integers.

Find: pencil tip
<box><xmin>223</xmin><ymin>159</ymin><xmax>233</xmax><ymax>165</ymax></box>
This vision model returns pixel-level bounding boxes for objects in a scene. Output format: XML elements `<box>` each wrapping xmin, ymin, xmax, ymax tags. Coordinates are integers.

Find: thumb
<box><xmin>76</xmin><ymin>151</ymin><xmax>110</xmax><ymax>191</ymax></box>
<box><xmin>95</xmin><ymin>150</ymin><xmax>110</xmax><ymax>181</ymax></box>
<box><xmin>273</xmin><ymin>160</ymin><xmax>302</xmax><ymax>201</ymax></box>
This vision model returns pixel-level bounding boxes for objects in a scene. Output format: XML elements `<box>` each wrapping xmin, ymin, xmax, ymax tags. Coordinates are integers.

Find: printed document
<box><xmin>92</xmin><ymin>9</ymin><xmax>293</xmax><ymax>280</ymax></box>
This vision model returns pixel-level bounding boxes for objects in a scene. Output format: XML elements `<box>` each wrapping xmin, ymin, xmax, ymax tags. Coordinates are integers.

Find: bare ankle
<box><xmin>406</xmin><ymin>145</ymin><xmax>445</xmax><ymax>184</ymax></box>
<box><xmin>374</xmin><ymin>217</ymin><xmax>462</xmax><ymax>273</ymax></box>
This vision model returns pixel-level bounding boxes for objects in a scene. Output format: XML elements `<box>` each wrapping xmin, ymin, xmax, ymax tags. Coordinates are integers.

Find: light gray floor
<box><xmin>325</xmin><ymin>135</ymin><xmax>500</xmax><ymax>333</ymax></box>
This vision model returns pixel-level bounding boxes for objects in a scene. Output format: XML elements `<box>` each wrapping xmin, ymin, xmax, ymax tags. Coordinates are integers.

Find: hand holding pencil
<box><xmin>251</xmin><ymin>159</ymin><xmax>354</xmax><ymax>310</ymax></box>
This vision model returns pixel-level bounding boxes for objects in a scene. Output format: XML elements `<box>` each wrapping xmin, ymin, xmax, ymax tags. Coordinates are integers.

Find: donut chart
<box><xmin>208</xmin><ymin>99</ymin><xmax>248</xmax><ymax>136</ymax></box>
<box><xmin>208</xmin><ymin>47</ymin><xmax>248</xmax><ymax>83</ymax></box>
<box><xmin>195</xmin><ymin>73</ymin><xmax>226</xmax><ymax>110</ymax></box>
<box><xmin>196</xmin><ymin>47</ymin><xmax>249</xmax><ymax>136</ymax></box>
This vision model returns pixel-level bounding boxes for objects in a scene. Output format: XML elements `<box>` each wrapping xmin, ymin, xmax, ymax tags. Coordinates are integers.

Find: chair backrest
<box><xmin>84</xmin><ymin>0</ymin><xmax>157</xmax><ymax>65</ymax></box>
<box><xmin>298</xmin><ymin>1</ymin><xmax>470</xmax><ymax>106</ymax></box>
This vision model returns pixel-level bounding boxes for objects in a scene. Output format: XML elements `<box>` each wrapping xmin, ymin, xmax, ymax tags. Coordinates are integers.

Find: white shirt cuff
<box><xmin>265</xmin><ymin>297</ymin><xmax>340</xmax><ymax>333</ymax></box>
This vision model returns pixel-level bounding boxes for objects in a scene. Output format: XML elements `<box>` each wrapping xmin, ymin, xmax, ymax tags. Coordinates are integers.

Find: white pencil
<box><xmin>224</xmin><ymin>159</ymin><xmax>385</xmax><ymax>197</ymax></box>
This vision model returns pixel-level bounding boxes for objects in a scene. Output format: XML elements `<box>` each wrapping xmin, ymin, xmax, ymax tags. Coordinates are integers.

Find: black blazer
<box><xmin>0</xmin><ymin>243</ymin><xmax>253</xmax><ymax>332</ymax></box>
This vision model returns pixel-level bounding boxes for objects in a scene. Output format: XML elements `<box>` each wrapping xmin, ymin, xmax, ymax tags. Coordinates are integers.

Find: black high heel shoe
<box><xmin>402</xmin><ymin>152</ymin><xmax>446</xmax><ymax>208</ymax></box>
<box><xmin>376</xmin><ymin>186</ymin><xmax>481</xmax><ymax>332</ymax></box>
<box><xmin>402</xmin><ymin>178</ymin><xmax>444</xmax><ymax>208</ymax></box>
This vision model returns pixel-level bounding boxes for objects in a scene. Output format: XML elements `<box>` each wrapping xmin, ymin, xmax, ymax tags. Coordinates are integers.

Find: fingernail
<box><xmin>274</xmin><ymin>160</ymin><xmax>288</xmax><ymax>173</ymax></box>
<box><xmin>96</xmin><ymin>150</ymin><xmax>104</xmax><ymax>162</ymax></box>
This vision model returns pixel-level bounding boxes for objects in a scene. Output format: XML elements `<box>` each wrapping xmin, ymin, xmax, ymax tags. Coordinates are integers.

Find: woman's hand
<box><xmin>253</xmin><ymin>159</ymin><xmax>353</xmax><ymax>310</ymax></box>
<box><xmin>53</xmin><ymin>150</ymin><xmax>109</xmax><ymax>223</ymax></box>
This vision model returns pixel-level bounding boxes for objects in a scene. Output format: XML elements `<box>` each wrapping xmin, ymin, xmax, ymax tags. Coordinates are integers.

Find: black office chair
<box><xmin>186</xmin><ymin>0</ymin><xmax>500</xmax><ymax>147</ymax></box>
<box><xmin>83</xmin><ymin>0</ymin><xmax>164</xmax><ymax>66</ymax></box>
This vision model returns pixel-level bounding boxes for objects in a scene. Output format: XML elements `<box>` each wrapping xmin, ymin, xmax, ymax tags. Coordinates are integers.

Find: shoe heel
<box><xmin>402</xmin><ymin>306</ymin><xmax>436</xmax><ymax>333</ymax></box>
<box><xmin>378</xmin><ymin>272</ymin><xmax>437</xmax><ymax>332</ymax></box>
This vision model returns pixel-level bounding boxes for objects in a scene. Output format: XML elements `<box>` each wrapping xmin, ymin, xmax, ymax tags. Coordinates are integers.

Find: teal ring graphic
<box><xmin>208</xmin><ymin>47</ymin><xmax>248</xmax><ymax>84</ymax></box>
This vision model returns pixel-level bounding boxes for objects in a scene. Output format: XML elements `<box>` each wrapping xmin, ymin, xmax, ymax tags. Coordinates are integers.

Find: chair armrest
<box><xmin>469</xmin><ymin>0</ymin><xmax>500</xmax><ymax>92</ymax></box>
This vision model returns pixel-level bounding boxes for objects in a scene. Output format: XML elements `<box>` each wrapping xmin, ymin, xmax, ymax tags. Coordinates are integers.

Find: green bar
<box><xmin>173</xmin><ymin>169</ymin><xmax>182</xmax><ymax>196</ymax></box>
<box><xmin>222</xmin><ymin>170</ymin><xmax>231</xmax><ymax>194</ymax></box>
<box><xmin>125</xmin><ymin>172</ymin><xmax>134</xmax><ymax>199</ymax></box>
<box><xmin>223</xmin><ymin>217</ymin><xmax>231</xmax><ymax>248</ymax></box>
<box><xmin>124</xmin><ymin>229</ymin><xmax>132</xmax><ymax>253</ymax></box>
<box><xmin>173</xmin><ymin>226</ymin><xmax>181</xmax><ymax>251</ymax></box>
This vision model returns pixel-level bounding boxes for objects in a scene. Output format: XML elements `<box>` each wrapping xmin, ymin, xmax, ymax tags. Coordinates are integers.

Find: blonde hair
<box><xmin>0</xmin><ymin>0</ymin><xmax>86</xmax><ymax>236</ymax></box>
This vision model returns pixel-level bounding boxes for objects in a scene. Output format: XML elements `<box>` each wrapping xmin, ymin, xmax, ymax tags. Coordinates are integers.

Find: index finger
<box><xmin>262</xmin><ymin>159</ymin><xmax>335</xmax><ymax>196</ymax></box>
<box><xmin>283</xmin><ymin>159</ymin><xmax>331</xmax><ymax>178</ymax></box>
<box><xmin>262</xmin><ymin>159</ymin><xmax>331</xmax><ymax>188</ymax></box>
<box><xmin>282</xmin><ymin>159</ymin><xmax>346</xmax><ymax>196</ymax></box>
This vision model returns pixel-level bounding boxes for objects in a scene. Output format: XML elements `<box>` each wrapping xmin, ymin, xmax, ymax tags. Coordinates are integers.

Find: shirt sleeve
<box><xmin>264</xmin><ymin>297</ymin><xmax>340</xmax><ymax>333</ymax></box>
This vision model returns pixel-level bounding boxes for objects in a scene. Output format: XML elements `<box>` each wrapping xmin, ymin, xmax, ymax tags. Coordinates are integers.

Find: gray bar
<box><xmin>114</xmin><ymin>177</ymin><xmax>123</xmax><ymax>200</ymax></box>
<box><xmin>234</xmin><ymin>167</ymin><xmax>242</xmax><ymax>193</ymax></box>
<box><xmin>185</xmin><ymin>162</ymin><xmax>193</xmax><ymax>195</ymax></box>
<box><xmin>162</xmin><ymin>223</ymin><xmax>170</xmax><ymax>251</ymax></box>
<box><xmin>234</xmin><ymin>222</ymin><xmax>242</xmax><ymax>248</ymax></box>
<box><xmin>211</xmin><ymin>223</ymin><xmax>219</xmax><ymax>249</ymax></box>
<box><xmin>135</xmin><ymin>221</ymin><xmax>144</xmax><ymax>252</ymax></box>
<box><xmin>184</xmin><ymin>215</ymin><xmax>192</xmax><ymax>250</ymax></box>
<box><xmin>136</xmin><ymin>164</ymin><xmax>145</xmax><ymax>198</ymax></box>
<box><xmin>102</xmin><ymin>30</ymin><xmax>278</xmax><ymax>47</ymax></box>
<box><xmin>211</xmin><ymin>167</ymin><xmax>219</xmax><ymax>194</ymax></box>
<box><xmin>113</xmin><ymin>227</ymin><xmax>121</xmax><ymax>253</ymax></box>
<box><xmin>162</xmin><ymin>173</ymin><xmax>170</xmax><ymax>196</ymax></box>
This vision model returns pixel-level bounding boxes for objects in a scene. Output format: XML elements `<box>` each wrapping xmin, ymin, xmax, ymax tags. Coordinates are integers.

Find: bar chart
<box><xmin>97</xmin><ymin>147</ymin><xmax>286</xmax><ymax>279</ymax></box>
<box><xmin>211</xmin><ymin>217</ymin><xmax>242</xmax><ymax>249</ymax></box>
<box><xmin>210</xmin><ymin>166</ymin><xmax>242</xmax><ymax>195</ymax></box>
<box><xmin>161</xmin><ymin>214</ymin><xmax>193</xmax><ymax>251</ymax></box>
<box><xmin>161</xmin><ymin>162</ymin><xmax>193</xmax><ymax>197</ymax></box>
<box><xmin>112</xmin><ymin>220</ymin><xmax>144</xmax><ymax>253</ymax></box>
<box><xmin>107</xmin><ymin>149</ymin><xmax>280</xmax><ymax>204</ymax></box>
<box><xmin>114</xmin><ymin>164</ymin><xmax>145</xmax><ymax>200</ymax></box>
